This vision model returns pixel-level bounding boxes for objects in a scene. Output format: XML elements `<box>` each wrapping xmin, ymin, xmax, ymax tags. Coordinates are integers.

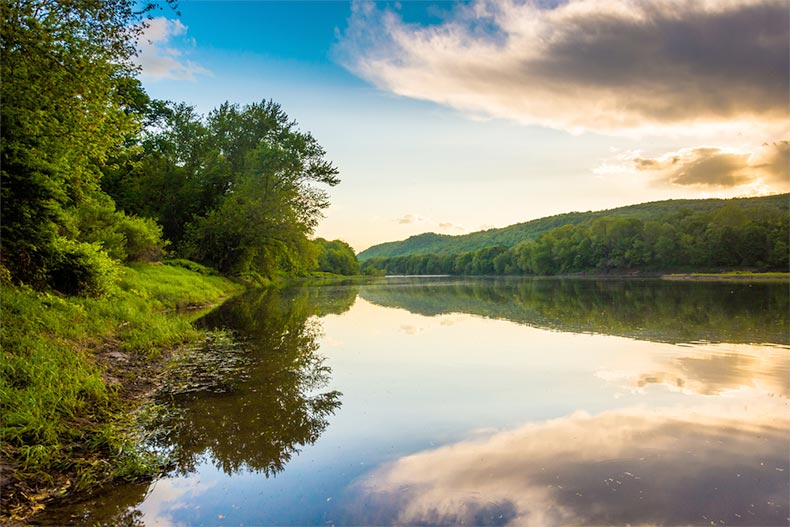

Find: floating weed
<box><xmin>160</xmin><ymin>330</ymin><xmax>251</xmax><ymax>396</ymax></box>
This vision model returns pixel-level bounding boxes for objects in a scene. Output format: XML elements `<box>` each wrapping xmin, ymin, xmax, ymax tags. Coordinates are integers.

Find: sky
<box><xmin>134</xmin><ymin>0</ymin><xmax>790</xmax><ymax>252</ymax></box>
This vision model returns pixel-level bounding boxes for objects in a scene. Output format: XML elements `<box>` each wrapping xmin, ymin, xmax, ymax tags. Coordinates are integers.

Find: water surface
<box><xmin>35</xmin><ymin>278</ymin><xmax>790</xmax><ymax>526</ymax></box>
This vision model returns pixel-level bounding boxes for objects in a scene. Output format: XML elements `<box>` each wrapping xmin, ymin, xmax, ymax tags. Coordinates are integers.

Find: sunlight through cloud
<box><xmin>336</xmin><ymin>0</ymin><xmax>789</xmax><ymax>135</ymax></box>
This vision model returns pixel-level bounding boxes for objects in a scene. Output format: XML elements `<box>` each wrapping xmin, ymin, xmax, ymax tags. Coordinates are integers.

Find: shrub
<box><xmin>117</xmin><ymin>214</ymin><xmax>168</xmax><ymax>262</ymax></box>
<box><xmin>49</xmin><ymin>238</ymin><xmax>120</xmax><ymax>297</ymax></box>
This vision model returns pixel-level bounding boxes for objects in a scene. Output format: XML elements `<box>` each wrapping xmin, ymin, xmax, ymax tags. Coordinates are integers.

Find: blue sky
<box><xmin>136</xmin><ymin>1</ymin><xmax>789</xmax><ymax>251</ymax></box>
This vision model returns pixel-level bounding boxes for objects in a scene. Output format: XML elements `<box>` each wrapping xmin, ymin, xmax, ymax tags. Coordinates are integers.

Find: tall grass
<box><xmin>0</xmin><ymin>263</ymin><xmax>243</xmax><ymax>518</ymax></box>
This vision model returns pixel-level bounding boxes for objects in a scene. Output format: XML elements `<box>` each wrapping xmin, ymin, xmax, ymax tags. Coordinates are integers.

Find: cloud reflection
<box><xmin>598</xmin><ymin>344</ymin><xmax>790</xmax><ymax>398</ymax></box>
<box><xmin>343</xmin><ymin>409</ymin><xmax>790</xmax><ymax>526</ymax></box>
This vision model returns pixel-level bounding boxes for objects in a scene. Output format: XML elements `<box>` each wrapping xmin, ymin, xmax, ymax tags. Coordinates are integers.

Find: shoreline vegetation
<box><xmin>0</xmin><ymin>262</ymin><xmax>243</xmax><ymax>521</ymax></box>
<box><xmin>2</xmin><ymin>0</ymin><xmax>359</xmax><ymax>519</ymax></box>
<box><xmin>358</xmin><ymin>194</ymin><xmax>789</xmax><ymax>278</ymax></box>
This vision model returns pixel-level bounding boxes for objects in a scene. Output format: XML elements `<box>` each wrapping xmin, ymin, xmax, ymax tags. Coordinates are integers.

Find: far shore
<box><xmin>662</xmin><ymin>272</ymin><xmax>790</xmax><ymax>282</ymax></box>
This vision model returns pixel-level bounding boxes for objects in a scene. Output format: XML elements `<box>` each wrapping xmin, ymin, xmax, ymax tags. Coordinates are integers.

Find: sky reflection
<box><xmin>341</xmin><ymin>409</ymin><xmax>790</xmax><ymax>526</ymax></box>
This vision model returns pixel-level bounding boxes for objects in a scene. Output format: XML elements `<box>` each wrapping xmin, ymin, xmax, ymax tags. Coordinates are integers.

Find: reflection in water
<box><xmin>31</xmin><ymin>286</ymin><xmax>356</xmax><ymax>526</ymax></box>
<box><xmin>343</xmin><ymin>409</ymin><xmax>790</xmax><ymax>526</ymax></box>
<box><xmin>360</xmin><ymin>277</ymin><xmax>789</xmax><ymax>345</ymax></box>
<box><xmin>596</xmin><ymin>343</ymin><xmax>790</xmax><ymax>399</ymax></box>
<box><xmin>361</xmin><ymin>277</ymin><xmax>790</xmax><ymax>399</ymax></box>
<box><xmin>29</xmin><ymin>279</ymin><xmax>789</xmax><ymax>526</ymax></box>
<box><xmin>157</xmin><ymin>286</ymin><xmax>357</xmax><ymax>477</ymax></box>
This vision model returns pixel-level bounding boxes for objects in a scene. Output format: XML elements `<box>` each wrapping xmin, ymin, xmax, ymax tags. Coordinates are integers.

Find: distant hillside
<box><xmin>358</xmin><ymin>194</ymin><xmax>790</xmax><ymax>260</ymax></box>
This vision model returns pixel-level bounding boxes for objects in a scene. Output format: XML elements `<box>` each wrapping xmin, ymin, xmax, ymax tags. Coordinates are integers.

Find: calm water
<box><xmin>35</xmin><ymin>278</ymin><xmax>790</xmax><ymax>526</ymax></box>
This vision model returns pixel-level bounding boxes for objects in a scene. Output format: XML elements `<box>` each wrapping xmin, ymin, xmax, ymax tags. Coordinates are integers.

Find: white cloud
<box><xmin>336</xmin><ymin>0</ymin><xmax>789</xmax><ymax>135</ymax></box>
<box><xmin>135</xmin><ymin>18</ymin><xmax>210</xmax><ymax>81</ymax></box>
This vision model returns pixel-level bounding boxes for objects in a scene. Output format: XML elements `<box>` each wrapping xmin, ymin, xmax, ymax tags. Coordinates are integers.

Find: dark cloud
<box><xmin>337</xmin><ymin>0</ymin><xmax>789</xmax><ymax>132</ymax></box>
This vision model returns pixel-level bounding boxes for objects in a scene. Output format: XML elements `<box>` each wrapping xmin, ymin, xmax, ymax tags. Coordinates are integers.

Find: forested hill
<box><xmin>358</xmin><ymin>194</ymin><xmax>789</xmax><ymax>260</ymax></box>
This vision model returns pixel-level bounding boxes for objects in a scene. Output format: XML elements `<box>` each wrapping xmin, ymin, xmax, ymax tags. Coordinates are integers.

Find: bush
<box><xmin>117</xmin><ymin>214</ymin><xmax>168</xmax><ymax>262</ymax></box>
<box><xmin>49</xmin><ymin>238</ymin><xmax>120</xmax><ymax>297</ymax></box>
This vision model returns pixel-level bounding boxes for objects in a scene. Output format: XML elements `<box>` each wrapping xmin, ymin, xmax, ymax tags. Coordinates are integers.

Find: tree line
<box><xmin>1</xmin><ymin>0</ymin><xmax>355</xmax><ymax>297</ymax></box>
<box><xmin>358</xmin><ymin>194</ymin><xmax>790</xmax><ymax>260</ymax></box>
<box><xmin>361</xmin><ymin>203</ymin><xmax>789</xmax><ymax>276</ymax></box>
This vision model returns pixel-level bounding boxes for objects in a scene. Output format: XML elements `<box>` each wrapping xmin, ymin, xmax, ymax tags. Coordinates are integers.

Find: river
<box><xmin>33</xmin><ymin>277</ymin><xmax>790</xmax><ymax>526</ymax></box>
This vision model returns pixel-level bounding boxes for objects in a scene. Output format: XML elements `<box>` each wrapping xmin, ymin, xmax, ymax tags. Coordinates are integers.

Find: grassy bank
<box><xmin>0</xmin><ymin>262</ymin><xmax>243</xmax><ymax>520</ymax></box>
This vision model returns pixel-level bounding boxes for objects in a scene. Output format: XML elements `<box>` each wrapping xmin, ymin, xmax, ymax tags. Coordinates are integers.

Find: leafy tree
<box><xmin>314</xmin><ymin>239</ymin><xmax>360</xmax><ymax>275</ymax></box>
<box><xmin>0</xmin><ymin>0</ymin><xmax>170</xmax><ymax>293</ymax></box>
<box><xmin>180</xmin><ymin>102</ymin><xmax>340</xmax><ymax>277</ymax></box>
<box><xmin>103</xmin><ymin>99</ymin><xmax>341</xmax><ymax>278</ymax></box>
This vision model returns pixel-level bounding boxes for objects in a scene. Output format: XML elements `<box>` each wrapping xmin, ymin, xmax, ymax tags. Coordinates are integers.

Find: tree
<box><xmin>0</xmin><ymin>0</ymin><xmax>169</xmax><ymax>293</ymax></box>
<box><xmin>181</xmin><ymin>101</ymin><xmax>340</xmax><ymax>277</ymax></box>
<box><xmin>314</xmin><ymin>239</ymin><xmax>360</xmax><ymax>275</ymax></box>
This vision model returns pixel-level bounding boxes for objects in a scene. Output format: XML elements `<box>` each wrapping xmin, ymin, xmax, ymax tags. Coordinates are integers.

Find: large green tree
<box><xmin>1</xmin><ymin>0</ymin><xmax>168</xmax><ymax>292</ymax></box>
<box><xmin>107</xmin><ymin>100</ymin><xmax>341</xmax><ymax>278</ymax></box>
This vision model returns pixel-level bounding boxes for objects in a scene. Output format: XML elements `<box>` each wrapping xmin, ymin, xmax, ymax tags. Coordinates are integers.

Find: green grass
<box><xmin>0</xmin><ymin>263</ymin><xmax>243</xmax><ymax>519</ymax></box>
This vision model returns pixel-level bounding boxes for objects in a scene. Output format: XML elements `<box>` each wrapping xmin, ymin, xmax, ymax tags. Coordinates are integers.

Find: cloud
<box><xmin>397</xmin><ymin>215</ymin><xmax>466</xmax><ymax>232</ymax></box>
<box><xmin>438</xmin><ymin>221</ymin><xmax>466</xmax><ymax>233</ymax></box>
<box><xmin>135</xmin><ymin>18</ymin><xmax>210</xmax><ymax>81</ymax></box>
<box><xmin>336</xmin><ymin>0</ymin><xmax>789</xmax><ymax>134</ymax></box>
<box><xmin>340</xmin><ymin>408</ymin><xmax>790</xmax><ymax>526</ymax></box>
<box><xmin>630</xmin><ymin>141</ymin><xmax>790</xmax><ymax>190</ymax></box>
<box><xmin>399</xmin><ymin>324</ymin><xmax>423</xmax><ymax>335</ymax></box>
<box><xmin>396</xmin><ymin>213</ymin><xmax>427</xmax><ymax>224</ymax></box>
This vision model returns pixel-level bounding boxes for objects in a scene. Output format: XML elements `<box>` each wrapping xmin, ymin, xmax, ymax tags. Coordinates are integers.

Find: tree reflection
<box><xmin>360</xmin><ymin>278</ymin><xmax>789</xmax><ymax>345</ymax></box>
<box><xmin>155</xmin><ymin>285</ymin><xmax>357</xmax><ymax>477</ymax></box>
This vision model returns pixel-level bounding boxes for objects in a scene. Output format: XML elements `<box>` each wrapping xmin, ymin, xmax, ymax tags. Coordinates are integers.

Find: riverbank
<box><xmin>662</xmin><ymin>272</ymin><xmax>790</xmax><ymax>281</ymax></box>
<box><xmin>0</xmin><ymin>262</ymin><xmax>244</xmax><ymax>521</ymax></box>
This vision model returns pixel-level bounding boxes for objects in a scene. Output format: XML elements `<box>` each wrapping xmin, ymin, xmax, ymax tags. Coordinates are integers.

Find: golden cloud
<box><xmin>634</xmin><ymin>141</ymin><xmax>790</xmax><ymax>190</ymax></box>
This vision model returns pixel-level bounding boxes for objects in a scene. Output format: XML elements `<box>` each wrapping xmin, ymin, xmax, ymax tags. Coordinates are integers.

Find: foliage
<box><xmin>0</xmin><ymin>0</ymin><xmax>177</xmax><ymax>295</ymax></box>
<box><xmin>358</xmin><ymin>194</ymin><xmax>790</xmax><ymax>261</ymax></box>
<box><xmin>361</xmin><ymin>196</ymin><xmax>790</xmax><ymax>276</ymax></box>
<box><xmin>312</xmin><ymin>238</ymin><xmax>360</xmax><ymax>275</ymax></box>
<box><xmin>2</xmin><ymin>1</ymin><xmax>338</xmax><ymax>290</ymax></box>
<box><xmin>0</xmin><ymin>264</ymin><xmax>242</xmax><ymax>518</ymax></box>
<box><xmin>48</xmin><ymin>238</ymin><xmax>121</xmax><ymax>297</ymax></box>
<box><xmin>105</xmin><ymin>100</ymin><xmax>340</xmax><ymax>278</ymax></box>
<box><xmin>70</xmin><ymin>197</ymin><xmax>169</xmax><ymax>264</ymax></box>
